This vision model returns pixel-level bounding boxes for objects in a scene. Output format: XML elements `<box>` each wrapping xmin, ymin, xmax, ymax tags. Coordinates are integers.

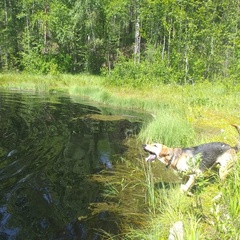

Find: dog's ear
<box><xmin>160</xmin><ymin>145</ymin><xmax>170</xmax><ymax>156</ymax></box>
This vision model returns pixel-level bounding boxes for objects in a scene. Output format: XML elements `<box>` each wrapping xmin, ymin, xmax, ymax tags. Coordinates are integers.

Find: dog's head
<box><xmin>142</xmin><ymin>143</ymin><xmax>171</xmax><ymax>165</ymax></box>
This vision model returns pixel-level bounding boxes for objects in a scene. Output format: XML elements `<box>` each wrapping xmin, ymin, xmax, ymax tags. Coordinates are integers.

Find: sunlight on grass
<box><xmin>138</xmin><ymin>108</ymin><xmax>196</xmax><ymax>146</ymax></box>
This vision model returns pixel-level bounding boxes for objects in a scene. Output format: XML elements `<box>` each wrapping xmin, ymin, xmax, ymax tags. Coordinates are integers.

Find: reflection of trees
<box><xmin>0</xmin><ymin>92</ymin><xmax>142</xmax><ymax>239</ymax></box>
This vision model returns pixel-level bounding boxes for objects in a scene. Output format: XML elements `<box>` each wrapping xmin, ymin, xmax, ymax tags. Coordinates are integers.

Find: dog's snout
<box><xmin>142</xmin><ymin>144</ymin><xmax>146</xmax><ymax>148</ymax></box>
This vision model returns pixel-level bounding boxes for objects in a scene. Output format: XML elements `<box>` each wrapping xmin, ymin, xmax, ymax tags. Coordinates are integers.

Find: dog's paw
<box><xmin>180</xmin><ymin>184</ymin><xmax>189</xmax><ymax>192</ymax></box>
<box><xmin>180</xmin><ymin>184</ymin><xmax>193</xmax><ymax>196</ymax></box>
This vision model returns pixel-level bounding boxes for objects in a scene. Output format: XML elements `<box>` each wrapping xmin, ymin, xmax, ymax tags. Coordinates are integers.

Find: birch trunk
<box><xmin>134</xmin><ymin>16</ymin><xmax>141</xmax><ymax>64</ymax></box>
<box><xmin>134</xmin><ymin>0</ymin><xmax>140</xmax><ymax>64</ymax></box>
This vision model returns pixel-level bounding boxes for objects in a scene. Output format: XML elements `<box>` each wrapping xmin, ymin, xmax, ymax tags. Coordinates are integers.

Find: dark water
<box><xmin>0</xmin><ymin>90</ymin><xmax>145</xmax><ymax>240</ymax></box>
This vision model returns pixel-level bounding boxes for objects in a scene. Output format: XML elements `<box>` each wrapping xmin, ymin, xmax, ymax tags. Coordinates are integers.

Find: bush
<box><xmin>21</xmin><ymin>49</ymin><xmax>72</xmax><ymax>75</ymax></box>
<box><xmin>106</xmin><ymin>48</ymin><xmax>182</xmax><ymax>87</ymax></box>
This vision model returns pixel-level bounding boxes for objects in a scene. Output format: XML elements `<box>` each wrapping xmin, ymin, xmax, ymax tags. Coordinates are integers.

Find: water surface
<box><xmin>0</xmin><ymin>90</ymin><xmax>145</xmax><ymax>239</ymax></box>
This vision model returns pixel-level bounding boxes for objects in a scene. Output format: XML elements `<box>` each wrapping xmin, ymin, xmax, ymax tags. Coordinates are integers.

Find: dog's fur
<box><xmin>143</xmin><ymin>124</ymin><xmax>240</xmax><ymax>193</ymax></box>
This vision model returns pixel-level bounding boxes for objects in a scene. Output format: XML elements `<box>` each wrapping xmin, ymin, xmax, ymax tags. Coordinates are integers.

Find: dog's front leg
<box><xmin>180</xmin><ymin>174</ymin><xmax>196</xmax><ymax>193</ymax></box>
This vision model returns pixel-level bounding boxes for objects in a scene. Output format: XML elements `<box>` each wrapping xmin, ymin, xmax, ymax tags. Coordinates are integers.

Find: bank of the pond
<box><xmin>1</xmin><ymin>73</ymin><xmax>240</xmax><ymax>144</ymax></box>
<box><xmin>1</xmin><ymin>73</ymin><xmax>240</xmax><ymax>239</ymax></box>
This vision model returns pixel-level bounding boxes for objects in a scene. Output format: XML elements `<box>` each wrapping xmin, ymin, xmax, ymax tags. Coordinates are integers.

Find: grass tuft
<box><xmin>139</xmin><ymin>108</ymin><xmax>196</xmax><ymax>147</ymax></box>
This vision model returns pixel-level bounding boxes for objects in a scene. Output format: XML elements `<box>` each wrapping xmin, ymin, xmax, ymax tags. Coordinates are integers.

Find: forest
<box><xmin>1</xmin><ymin>0</ymin><xmax>240</xmax><ymax>85</ymax></box>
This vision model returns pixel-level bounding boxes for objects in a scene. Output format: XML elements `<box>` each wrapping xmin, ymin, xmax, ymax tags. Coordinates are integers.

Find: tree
<box><xmin>0</xmin><ymin>0</ymin><xmax>22</xmax><ymax>70</ymax></box>
<box><xmin>0</xmin><ymin>0</ymin><xmax>240</xmax><ymax>84</ymax></box>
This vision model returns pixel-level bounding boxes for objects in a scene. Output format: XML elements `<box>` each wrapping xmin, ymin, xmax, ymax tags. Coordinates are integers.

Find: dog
<box><xmin>143</xmin><ymin>124</ymin><xmax>240</xmax><ymax>194</ymax></box>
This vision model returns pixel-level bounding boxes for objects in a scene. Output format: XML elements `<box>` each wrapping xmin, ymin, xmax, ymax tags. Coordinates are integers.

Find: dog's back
<box><xmin>183</xmin><ymin>142</ymin><xmax>233</xmax><ymax>170</ymax></box>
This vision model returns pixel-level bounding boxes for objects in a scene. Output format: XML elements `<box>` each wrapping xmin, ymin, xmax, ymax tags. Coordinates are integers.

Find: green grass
<box><xmin>139</xmin><ymin>108</ymin><xmax>196</xmax><ymax>146</ymax></box>
<box><xmin>1</xmin><ymin>73</ymin><xmax>239</xmax><ymax>115</ymax></box>
<box><xmin>107</xmin><ymin>158</ymin><xmax>240</xmax><ymax>239</ymax></box>
<box><xmin>217</xmin><ymin>157</ymin><xmax>240</xmax><ymax>239</ymax></box>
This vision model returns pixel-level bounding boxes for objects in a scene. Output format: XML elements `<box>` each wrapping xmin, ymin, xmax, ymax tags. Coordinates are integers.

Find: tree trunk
<box><xmin>134</xmin><ymin>16</ymin><xmax>141</xmax><ymax>64</ymax></box>
<box><xmin>184</xmin><ymin>44</ymin><xmax>189</xmax><ymax>84</ymax></box>
<box><xmin>3</xmin><ymin>0</ymin><xmax>9</xmax><ymax>69</ymax></box>
<box><xmin>43</xmin><ymin>1</ymin><xmax>49</xmax><ymax>54</ymax></box>
<box><xmin>134</xmin><ymin>0</ymin><xmax>140</xmax><ymax>64</ymax></box>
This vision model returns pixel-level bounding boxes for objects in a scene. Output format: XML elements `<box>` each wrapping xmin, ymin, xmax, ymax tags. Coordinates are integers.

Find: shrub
<box><xmin>21</xmin><ymin>49</ymin><xmax>72</xmax><ymax>75</ymax></box>
<box><xmin>106</xmin><ymin>51</ymin><xmax>179</xmax><ymax>87</ymax></box>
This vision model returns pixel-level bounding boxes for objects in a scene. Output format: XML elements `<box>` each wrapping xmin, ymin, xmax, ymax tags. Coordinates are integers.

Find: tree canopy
<box><xmin>0</xmin><ymin>0</ymin><xmax>240</xmax><ymax>84</ymax></box>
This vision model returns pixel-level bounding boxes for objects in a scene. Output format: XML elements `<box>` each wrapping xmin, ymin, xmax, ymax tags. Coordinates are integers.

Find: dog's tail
<box><xmin>232</xmin><ymin>124</ymin><xmax>240</xmax><ymax>152</ymax></box>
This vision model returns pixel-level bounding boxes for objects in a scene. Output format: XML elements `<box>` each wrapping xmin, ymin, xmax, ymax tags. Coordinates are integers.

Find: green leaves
<box><xmin>0</xmin><ymin>0</ymin><xmax>240</xmax><ymax>83</ymax></box>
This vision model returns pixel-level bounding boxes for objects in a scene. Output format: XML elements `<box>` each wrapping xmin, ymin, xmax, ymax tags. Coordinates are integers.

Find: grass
<box><xmin>1</xmin><ymin>73</ymin><xmax>240</xmax><ymax>239</ymax></box>
<box><xmin>103</xmin><ymin>157</ymin><xmax>240</xmax><ymax>239</ymax></box>
<box><xmin>138</xmin><ymin>109</ymin><xmax>196</xmax><ymax>146</ymax></box>
<box><xmin>218</xmin><ymin>157</ymin><xmax>240</xmax><ymax>239</ymax></box>
<box><xmin>1</xmin><ymin>73</ymin><xmax>239</xmax><ymax>114</ymax></box>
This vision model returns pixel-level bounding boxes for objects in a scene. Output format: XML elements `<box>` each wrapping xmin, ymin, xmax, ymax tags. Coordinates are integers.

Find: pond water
<box><xmin>0</xmin><ymin>90</ymin><xmax>149</xmax><ymax>239</ymax></box>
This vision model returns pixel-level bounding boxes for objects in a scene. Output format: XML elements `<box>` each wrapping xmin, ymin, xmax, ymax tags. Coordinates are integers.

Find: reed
<box><xmin>122</xmin><ymin>179</ymin><xmax>209</xmax><ymax>239</ymax></box>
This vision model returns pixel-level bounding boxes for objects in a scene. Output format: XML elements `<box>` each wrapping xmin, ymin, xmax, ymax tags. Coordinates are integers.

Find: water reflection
<box><xmin>0</xmin><ymin>90</ymin><xmax>143</xmax><ymax>239</ymax></box>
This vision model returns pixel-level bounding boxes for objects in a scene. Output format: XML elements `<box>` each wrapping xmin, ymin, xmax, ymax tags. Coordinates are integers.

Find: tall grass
<box><xmin>213</xmin><ymin>158</ymin><xmax>240</xmax><ymax>239</ymax></box>
<box><xmin>122</xmin><ymin>169</ymin><xmax>209</xmax><ymax>239</ymax></box>
<box><xmin>138</xmin><ymin>107</ymin><xmax>196</xmax><ymax>147</ymax></box>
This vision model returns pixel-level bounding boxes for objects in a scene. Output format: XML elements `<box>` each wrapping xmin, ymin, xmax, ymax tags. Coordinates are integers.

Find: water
<box><xmin>0</xmin><ymin>90</ymin><xmax>145</xmax><ymax>239</ymax></box>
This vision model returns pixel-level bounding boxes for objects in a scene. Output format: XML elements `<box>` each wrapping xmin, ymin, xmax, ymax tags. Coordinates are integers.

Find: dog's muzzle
<box><xmin>142</xmin><ymin>144</ymin><xmax>157</xmax><ymax>162</ymax></box>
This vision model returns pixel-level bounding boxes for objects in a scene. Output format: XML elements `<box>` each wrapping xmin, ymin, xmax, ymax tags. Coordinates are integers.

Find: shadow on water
<box><xmin>0</xmin><ymin>90</ymin><xmax>146</xmax><ymax>239</ymax></box>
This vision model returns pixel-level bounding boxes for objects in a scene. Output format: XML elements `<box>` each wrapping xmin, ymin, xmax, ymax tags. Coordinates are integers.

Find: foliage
<box><xmin>106</xmin><ymin>48</ymin><xmax>178</xmax><ymax>87</ymax></box>
<box><xmin>1</xmin><ymin>0</ymin><xmax>240</xmax><ymax>83</ymax></box>
<box><xmin>213</xmin><ymin>159</ymin><xmax>240</xmax><ymax>239</ymax></box>
<box><xmin>21</xmin><ymin>49</ymin><xmax>72</xmax><ymax>74</ymax></box>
